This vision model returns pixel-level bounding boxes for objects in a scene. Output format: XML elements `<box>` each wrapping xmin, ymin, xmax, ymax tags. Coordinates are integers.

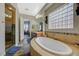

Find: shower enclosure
<box><xmin>5</xmin><ymin>3</ymin><xmax>16</xmax><ymax>49</ymax></box>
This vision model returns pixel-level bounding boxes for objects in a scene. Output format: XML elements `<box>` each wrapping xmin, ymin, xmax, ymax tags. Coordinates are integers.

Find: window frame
<box><xmin>48</xmin><ymin>3</ymin><xmax>74</xmax><ymax>29</ymax></box>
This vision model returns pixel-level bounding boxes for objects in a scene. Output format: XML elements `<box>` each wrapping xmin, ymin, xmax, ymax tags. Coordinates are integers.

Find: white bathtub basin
<box><xmin>35</xmin><ymin>37</ymin><xmax>72</xmax><ymax>56</ymax></box>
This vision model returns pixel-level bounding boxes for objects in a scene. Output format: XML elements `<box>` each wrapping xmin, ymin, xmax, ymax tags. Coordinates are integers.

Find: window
<box><xmin>24</xmin><ymin>24</ymin><xmax>28</xmax><ymax>32</ymax></box>
<box><xmin>48</xmin><ymin>3</ymin><xmax>74</xmax><ymax>29</ymax></box>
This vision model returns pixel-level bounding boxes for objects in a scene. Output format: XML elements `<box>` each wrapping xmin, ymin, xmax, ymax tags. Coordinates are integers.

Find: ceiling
<box><xmin>17</xmin><ymin>3</ymin><xmax>46</xmax><ymax>16</ymax></box>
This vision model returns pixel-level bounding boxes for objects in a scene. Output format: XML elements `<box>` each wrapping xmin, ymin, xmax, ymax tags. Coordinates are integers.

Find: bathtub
<box><xmin>35</xmin><ymin>37</ymin><xmax>72</xmax><ymax>56</ymax></box>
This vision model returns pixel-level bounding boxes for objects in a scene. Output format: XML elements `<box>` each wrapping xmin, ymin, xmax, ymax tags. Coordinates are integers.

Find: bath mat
<box><xmin>6</xmin><ymin>46</ymin><xmax>21</xmax><ymax>56</ymax></box>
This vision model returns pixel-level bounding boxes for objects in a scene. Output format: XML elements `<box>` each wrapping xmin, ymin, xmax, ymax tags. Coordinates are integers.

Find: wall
<box><xmin>0</xmin><ymin>3</ymin><xmax>5</xmax><ymax>55</ymax></box>
<box><xmin>45</xmin><ymin>3</ymin><xmax>79</xmax><ymax>34</ymax></box>
<box><xmin>31</xmin><ymin>20</ymin><xmax>39</xmax><ymax>32</ymax></box>
<box><xmin>11</xmin><ymin>3</ymin><xmax>20</xmax><ymax>46</ymax></box>
<box><xmin>36</xmin><ymin>17</ymin><xmax>45</xmax><ymax>32</ymax></box>
<box><xmin>20</xmin><ymin>16</ymin><xmax>24</xmax><ymax>41</ymax></box>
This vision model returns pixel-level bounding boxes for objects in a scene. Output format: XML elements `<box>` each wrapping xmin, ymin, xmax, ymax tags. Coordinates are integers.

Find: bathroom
<box><xmin>0</xmin><ymin>3</ymin><xmax>79</xmax><ymax>56</ymax></box>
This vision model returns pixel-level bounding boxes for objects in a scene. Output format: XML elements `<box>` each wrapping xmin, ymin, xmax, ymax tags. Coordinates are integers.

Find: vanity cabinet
<box><xmin>36</xmin><ymin>32</ymin><xmax>45</xmax><ymax>37</ymax></box>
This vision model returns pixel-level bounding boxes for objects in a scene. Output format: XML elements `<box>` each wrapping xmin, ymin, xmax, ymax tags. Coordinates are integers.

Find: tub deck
<box><xmin>31</xmin><ymin>38</ymin><xmax>79</xmax><ymax>56</ymax></box>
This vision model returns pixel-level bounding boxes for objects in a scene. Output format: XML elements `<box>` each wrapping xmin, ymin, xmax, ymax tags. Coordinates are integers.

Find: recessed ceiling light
<box><xmin>25</xmin><ymin>8</ymin><xmax>29</xmax><ymax>11</ymax></box>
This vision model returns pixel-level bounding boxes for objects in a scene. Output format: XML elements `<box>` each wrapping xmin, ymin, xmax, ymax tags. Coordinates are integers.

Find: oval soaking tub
<box><xmin>34</xmin><ymin>37</ymin><xmax>72</xmax><ymax>56</ymax></box>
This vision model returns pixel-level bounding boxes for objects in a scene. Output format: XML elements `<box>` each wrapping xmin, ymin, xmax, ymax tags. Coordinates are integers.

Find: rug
<box><xmin>6</xmin><ymin>46</ymin><xmax>21</xmax><ymax>56</ymax></box>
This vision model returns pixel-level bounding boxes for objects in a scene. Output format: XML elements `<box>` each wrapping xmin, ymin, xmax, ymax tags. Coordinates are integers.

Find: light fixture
<box><xmin>5</xmin><ymin>13</ymin><xmax>12</xmax><ymax>18</ymax></box>
<box><xmin>8</xmin><ymin>15</ymin><xmax>12</xmax><ymax>18</ymax></box>
<box><xmin>76</xmin><ymin>3</ymin><xmax>79</xmax><ymax>15</ymax></box>
<box><xmin>36</xmin><ymin>14</ymin><xmax>44</xmax><ymax>19</ymax></box>
<box><xmin>5</xmin><ymin>13</ymin><xmax>8</xmax><ymax>17</ymax></box>
<box><xmin>9</xmin><ymin>7</ymin><xmax>12</xmax><ymax>10</ymax></box>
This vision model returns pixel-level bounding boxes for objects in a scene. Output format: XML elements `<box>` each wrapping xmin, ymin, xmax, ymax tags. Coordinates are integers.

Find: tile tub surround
<box><xmin>45</xmin><ymin>31</ymin><xmax>79</xmax><ymax>45</ymax></box>
<box><xmin>31</xmin><ymin>31</ymin><xmax>79</xmax><ymax>56</ymax></box>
